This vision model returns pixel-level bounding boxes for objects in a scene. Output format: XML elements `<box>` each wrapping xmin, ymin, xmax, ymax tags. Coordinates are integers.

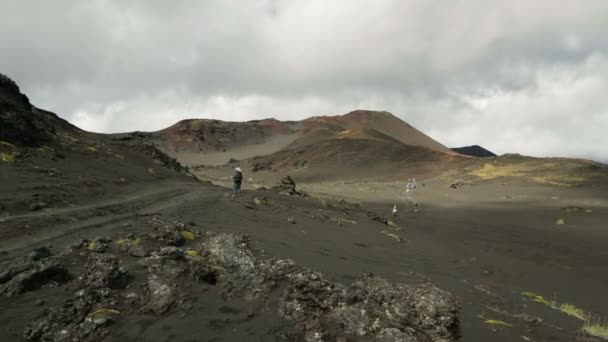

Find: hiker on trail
<box><xmin>392</xmin><ymin>205</ymin><xmax>398</xmax><ymax>217</ymax></box>
<box><xmin>232</xmin><ymin>167</ymin><xmax>243</xmax><ymax>196</ymax></box>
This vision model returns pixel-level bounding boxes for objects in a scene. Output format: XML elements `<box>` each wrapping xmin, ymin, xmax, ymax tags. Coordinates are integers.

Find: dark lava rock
<box><xmin>0</xmin><ymin>260</ymin><xmax>70</xmax><ymax>296</ymax></box>
<box><xmin>128</xmin><ymin>245</ymin><xmax>147</xmax><ymax>258</ymax></box>
<box><xmin>144</xmin><ymin>274</ymin><xmax>177</xmax><ymax>315</ymax></box>
<box><xmin>271</xmin><ymin>175</ymin><xmax>306</xmax><ymax>196</ymax></box>
<box><xmin>196</xmin><ymin>231</ymin><xmax>461</xmax><ymax>341</ymax></box>
<box><xmin>78</xmin><ymin>254</ymin><xmax>130</xmax><ymax>290</ymax></box>
<box><xmin>148</xmin><ymin>219</ymin><xmax>187</xmax><ymax>246</ymax></box>
<box><xmin>139</xmin><ymin>247</ymin><xmax>189</xmax><ymax>315</ymax></box>
<box><xmin>24</xmin><ymin>254</ymin><xmax>128</xmax><ymax>341</ymax></box>
<box><xmin>29</xmin><ymin>247</ymin><xmax>53</xmax><ymax>261</ymax></box>
<box><xmin>20</xmin><ymin>218</ymin><xmax>460</xmax><ymax>341</ymax></box>
<box><xmin>24</xmin><ymin>290</ymin><xmax>113</xmax><ymax>342</ymax></box>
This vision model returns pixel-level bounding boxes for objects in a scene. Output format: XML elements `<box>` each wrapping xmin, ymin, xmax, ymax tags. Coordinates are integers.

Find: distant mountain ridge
<box><xmin>452</xmin><ymin>145</ymin><xmax>496</xmax><ymax>157</ymax></box>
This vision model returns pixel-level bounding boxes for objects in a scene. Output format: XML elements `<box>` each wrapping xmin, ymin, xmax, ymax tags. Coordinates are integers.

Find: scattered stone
<box><xmin>128</xmin><ymin>245</ymin><xmax>147</xmax><ymax>258</ymax></box>
<box><xmin>382</xmin><ymin>231</ymin><xmax>404</xmax><ymax>243</ymax></box>
<box><xmin>29</xmin><ymin>247</ymin><xmax>52</xmax><ymax>261</ymax></box>
<box><xmin>562</xmin><ymin>206</ymin><xmax>592</xmax><ymax>213</ymax></box>
<box><xmin>368</xmin><ymin>211</ymin><xmax>389</xmax><ymax>225</ymax></box>
<box><xmin>35</xmin><ymin>299</ymin><xmax>45</xmax><ymax>306</ymax></box>
<box><xmin>254</xmin><ymin>197</ymin><xmax>268</xmax><ymax>206</ymax></box>
<box><xmin>450</xmin><ymin>181</ymin><xmax>464</xmax><ymax>189</ymax></box>
<box><xmin>29</xmin><ymin>201</ymin><xmax>47</xmax><ymax>211</ymax></box>
<box><xmin>516</xmin><ymin>313</ymin><xmax>542</xmax><ymax>325</ymax></box>
<box><xmin>287</xmin><ymin>217</ymin><xmax>296</xmax><ymax>224</ymax></box>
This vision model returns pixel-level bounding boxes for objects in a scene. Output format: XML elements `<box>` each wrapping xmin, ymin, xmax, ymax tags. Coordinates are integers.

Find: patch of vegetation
<box><xmin>560</xmin><ymin>304</ymin><xmax>585</xmax><ymax>320</ymax></box>
<box><xmin>583</xmin><ymin>319</ymin><xmax>608</xmax><ymax>340</ymax></box>
<box><xmin>522</xmin><ymin>291</ymin><xmax>608</xmax><ymax>340</ymax></box>
<box><xmin>0</xmin><ymin>141</ymin><xmax>19</xmax><ymax>163</ymax></box>
<box><xmin>484</xmin><ymin>319</ymin><xmax>511</xmax><ymax>327</ymax></box>
<box><xmin>185</xmin><ymin>250</ymin><xmax>199</xmax><ymax>257</ymax></box>
<box><xmin>0</xmin><ymin>152</ymin><xmax>16</xmax><ymax>163</ymax></box>
<box><xmin>84</xmin><ymin>146</ymin><xmax>98</xmax><ymax>152</ymax></box>
<box><xmin>105</xmin><ymin>150</ymin><xmax>125</xmax><ymax>159</ymax></box>
<box><xmin>465</xmin><ymin>159</ymin><xmax>602</xmax><ymax>186</ymax></box>
<box><xmin>180</xmin><ymin>231</ymin><xmax>195</xmax><ymax>241</ymax></box>
<box><xmin>521</xmin><ymin>292</ymin><xmax>555</xmax><ymax>308</ymax></box>
<box><xmin>470</xmin><ymin>163</ymin><xmax>531</xmax><ymax>180</ymax></box>
<box><xmin>116</xmin><ymin>238</ymin><xmax>140</xmax><ymax>247</ymax></box>
<box><xmin>93</xmin><ymin>308</ymin><xmax>121</xmax><ymax>315</ymax></box>
<box><xmin>57</xmin><ymin>132</ymin><xmax>79</xmax><ymax>144</ymax></box>
<box><xmin>37</xmin><ymin>146</ymin><xmax>52</xmax><ymax>153</ymax></box>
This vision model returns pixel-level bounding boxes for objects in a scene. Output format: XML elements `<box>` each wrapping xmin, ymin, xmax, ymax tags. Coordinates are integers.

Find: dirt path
<box><xmin>0</xmin><ymin>181</ymin><xmax>199</xmax><ymax>256</ymax></box>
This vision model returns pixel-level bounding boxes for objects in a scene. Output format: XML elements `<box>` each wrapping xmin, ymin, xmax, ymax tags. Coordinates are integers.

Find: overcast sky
<box><xmin>2</xmin><ymin>0</ymin><xmax>608</xmax><ymax>162</ymax></box>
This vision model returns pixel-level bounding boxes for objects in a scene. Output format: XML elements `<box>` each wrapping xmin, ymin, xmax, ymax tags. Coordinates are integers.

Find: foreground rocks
<box><xmin>10</xmin><ymin>217</ymin><xmax>459</xmax><ymax>341</ymax></box>
<box><xmin>0</xmin><ymin>259</ymin><xmax>70</xmax><ymax>296</ymax></box>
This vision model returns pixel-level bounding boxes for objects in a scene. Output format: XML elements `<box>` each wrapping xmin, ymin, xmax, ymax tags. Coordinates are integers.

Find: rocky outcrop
<box><xmin>17</xmin><ymin>217</ymin><xmax>459</xmax><ymax>341</ymax></box>
<box><xmin>271</xmin><ymin>175</ymin><xmax>306</xmax><ymax>196</ymax></box>
<box><xmin>0</xmin><ymin>73</ymin><xmax>66</xmax><ymax>147</ymax></box>
<box><xmin>24</xmin><ymin>253</ymin><xmax>130</xmax><ymax>341</ymax></box>
<box><xmin>198</xmin><ymin>232</ymin><xmax>460</xmax><ymax>341</ymax></box>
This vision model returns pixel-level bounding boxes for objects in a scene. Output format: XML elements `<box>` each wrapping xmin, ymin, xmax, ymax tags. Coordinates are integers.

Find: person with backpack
<box><xmin>232</xmin><ymin>167</ymin><xmax>243</xmax><ymax>196</ymax></box>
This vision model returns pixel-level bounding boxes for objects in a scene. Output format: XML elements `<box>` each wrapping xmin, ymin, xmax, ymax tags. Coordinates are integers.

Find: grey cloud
<box><xmin>1</xmin><ymin>0</ymin><xmax>607</xmax><ymax>161</ymax></box>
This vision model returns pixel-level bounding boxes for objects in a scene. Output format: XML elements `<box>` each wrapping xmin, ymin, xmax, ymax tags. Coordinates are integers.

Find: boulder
<box><xmin>271</xmin><ymin>175</ymin><xmax>305</xmax><ymax>196</ymax></box>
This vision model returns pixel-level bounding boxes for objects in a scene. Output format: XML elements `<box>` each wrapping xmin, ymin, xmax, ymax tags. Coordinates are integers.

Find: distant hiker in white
<box><xmin>392</xmin><ymin>205</ymin><xmax>397</xmax><ymax>217</ymax></box>
<box><xmin>403</xmin><ymin>177</ymin><xmax>420</xmax><ymax>213</ymax></box>
<box><xmin>232</xmin><ymin>167</ymin><xmax>243</xmax><ymax>196</ymax></box>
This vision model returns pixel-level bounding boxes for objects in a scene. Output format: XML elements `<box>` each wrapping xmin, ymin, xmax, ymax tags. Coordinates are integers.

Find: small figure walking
<box><xmin>232</xmin><ymin>167</ymin><xmax>243</xmax><ymax>197</ymax></box>
<box><xmin>392</xmin><ymin>205</ymin><xmax>398</xmax><ymax>217</ymax></box>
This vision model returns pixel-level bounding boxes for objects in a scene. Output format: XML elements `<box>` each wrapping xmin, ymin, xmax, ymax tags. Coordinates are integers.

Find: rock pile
<box><xmin>271</xmin><ymin>175</ymin><xmax>306</xmax><ymax>196</ymax></box>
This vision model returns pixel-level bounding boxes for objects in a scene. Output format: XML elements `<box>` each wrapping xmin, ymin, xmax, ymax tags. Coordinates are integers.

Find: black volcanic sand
<box><xmin>1</xmin><ymin>172</ymin><xmax>607</xmax><ymax>341</ymax></box>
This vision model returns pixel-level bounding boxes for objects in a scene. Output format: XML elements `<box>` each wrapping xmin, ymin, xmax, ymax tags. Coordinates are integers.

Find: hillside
<box><xmin>136</xmin><ymin>110</ymin><xmax>463</xmax><ymax>186</ymax></box>
<box><xmin>0</xmin><ymin>73</ymin><xmax>464</xmax><ymax>342</ymax></box>
<box><xmin>0</xmin><ymin>73</ymin><xmax>194</xmax><ymax>218</ymax></box>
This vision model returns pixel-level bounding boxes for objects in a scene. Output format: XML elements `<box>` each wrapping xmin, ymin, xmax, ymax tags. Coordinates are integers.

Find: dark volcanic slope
<box><xmin>451</xmin><ymin>145</ymin><xmax>496</xmax><ymax>157</ymax></box>
<box><xmin>0</xmin><ymin>73</ymin><xmax>194</xmax><ymax>218</ymax></box>
<box><xmin>0</xmin><ymin>74</ymin><xmax>80</xmax><ymax>147</ymax></box>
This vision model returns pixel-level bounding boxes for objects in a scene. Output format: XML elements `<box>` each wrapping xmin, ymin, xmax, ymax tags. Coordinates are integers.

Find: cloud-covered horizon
<box><xmin>2</xmin><ymin>0</ymin><xmax>608</xmax><ymax>162</ymax></box>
